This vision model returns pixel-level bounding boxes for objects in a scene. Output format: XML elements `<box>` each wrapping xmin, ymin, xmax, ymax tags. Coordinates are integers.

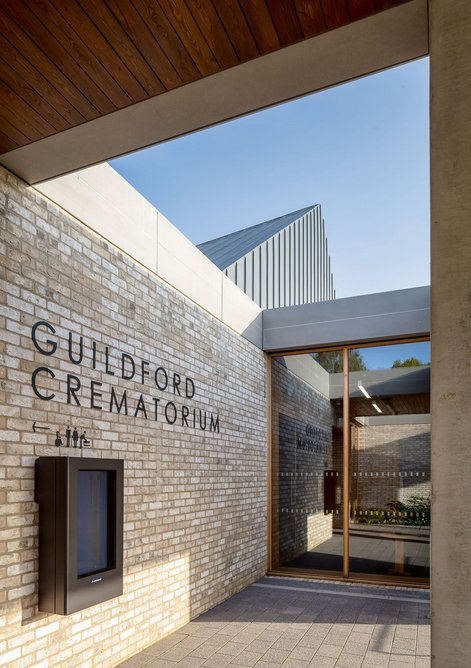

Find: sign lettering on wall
<box><xmin>296</xmin><ymin>423</ymin><xmax>329</xmax><ymax>455</ymax></box>
<box><xmin>30</xmin><ymin>320</ymin><xmax>220</xmax><ymax>432</ymax></box>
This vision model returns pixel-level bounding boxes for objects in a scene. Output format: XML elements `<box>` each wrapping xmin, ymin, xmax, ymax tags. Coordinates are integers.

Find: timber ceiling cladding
<box><xmin>0</xmin><ymin>0</ymin><xmax>409</xmax><ymax>155</ymax></box>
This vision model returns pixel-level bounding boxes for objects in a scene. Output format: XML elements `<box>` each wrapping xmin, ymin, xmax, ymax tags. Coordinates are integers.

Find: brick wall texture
<box><xmin>0</xmin><ymin>167</ymin><xmax>268</xmax><ymax>667</ymax></box>
<box><xmin>351</xmin><ymin>422</ymin><xmax>431</xmax><ymax>513</ymax></box>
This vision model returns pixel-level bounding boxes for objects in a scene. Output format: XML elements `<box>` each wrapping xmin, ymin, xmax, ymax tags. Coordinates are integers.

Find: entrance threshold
<box><xmin>267</xmin><ymin>569</ymin><xmax>430</xmax><ymax>589</ymax></box>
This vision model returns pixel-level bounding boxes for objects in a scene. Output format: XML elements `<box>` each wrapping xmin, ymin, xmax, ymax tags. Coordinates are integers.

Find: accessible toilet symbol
<box><xmin>80</xmin><ymin>431</ymin><xmax>91</xmax><ymax>448</ymax></box>
<box><xmin>32</xmin><ymin>421</ymin><xmax>93</xmax><ymax>450</ymax></box>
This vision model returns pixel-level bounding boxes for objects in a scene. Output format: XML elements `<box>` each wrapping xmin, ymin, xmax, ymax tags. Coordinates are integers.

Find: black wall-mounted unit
<box><xmin>35</xmin><ymin>456</ymin><xmax>124</xmax><ymax>615</ymax></box>
<box><xmin>324</xmin><ymin>469</ymin><xmax>337</xmax><ymax>514</ymax></box>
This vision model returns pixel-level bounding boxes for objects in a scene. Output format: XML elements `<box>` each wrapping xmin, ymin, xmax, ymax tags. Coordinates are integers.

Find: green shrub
<box><xmin>354</xmin><ymin>496</ymin><xmax>430</xmax><ymax>527</ymax></box>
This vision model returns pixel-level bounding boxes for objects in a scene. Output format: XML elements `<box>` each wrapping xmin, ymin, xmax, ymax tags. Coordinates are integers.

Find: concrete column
<box><xmin>430</xmin><ymin>1</ymin><xmax>471</xmax><ymax>666</ymax></box>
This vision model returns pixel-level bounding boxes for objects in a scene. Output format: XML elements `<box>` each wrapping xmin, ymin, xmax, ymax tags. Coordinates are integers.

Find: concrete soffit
<box><xmin>262</xmin><ymin>286</ymin><xmax>430</xmax><ymax>352</ymax></box>
<box><xmin>1</xmin><ymin>0</ymin><xmax>428</xmax><ymax>185</ymax></box>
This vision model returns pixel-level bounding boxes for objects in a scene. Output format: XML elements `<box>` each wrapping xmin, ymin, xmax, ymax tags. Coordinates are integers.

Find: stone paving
<box><xmin>117</xmin><ymin>577</ymin><xmax>430</xmax><ymax>668</ymax></box>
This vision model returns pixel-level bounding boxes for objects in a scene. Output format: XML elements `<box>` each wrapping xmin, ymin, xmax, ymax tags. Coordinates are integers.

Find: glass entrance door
<box><xmin>269</xmin><ymin>340</ymin><xmax>430</xmax><ymax>585</ymax></box>
<box><xmin>348</xmin><ymin>342</ymin><xmax>430</xmax><ymax>581</ymax></box>
<box><xmin>270</xmin><ymin>351</ymin><xmax>345</xmax><ymax>575</ymax></box>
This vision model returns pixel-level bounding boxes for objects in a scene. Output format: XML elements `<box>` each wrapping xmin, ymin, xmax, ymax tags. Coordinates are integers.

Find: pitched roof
<box><xmin>197</xmin><ymin>205</ymin><xmax>317</xmax><ymax>270</ymax></box>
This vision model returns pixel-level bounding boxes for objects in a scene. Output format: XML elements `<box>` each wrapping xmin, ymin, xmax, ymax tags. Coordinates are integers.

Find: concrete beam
<box><xmin>262</xmin><ymin>286</ymin><xmax>430</xmax><ymax>352</ymax></box>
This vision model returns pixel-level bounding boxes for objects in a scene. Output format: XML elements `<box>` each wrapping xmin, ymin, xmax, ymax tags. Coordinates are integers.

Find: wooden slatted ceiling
<box><xmin>0</xmin><ymin>0</ymin><xmax>410</xmax><ymax>155</ymax></box>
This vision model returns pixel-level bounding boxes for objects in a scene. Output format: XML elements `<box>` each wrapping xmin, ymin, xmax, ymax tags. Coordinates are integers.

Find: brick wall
<box><xmin>0</xmin><ymin>167</ymin><xmax>268</xmax><ymax>667</ymax></box>
<box><xmin>271</xmin><ymin>359</ymin><xmax>335</xmax><ymax>566</ymax></box>
<box><xmin>351</xmin><ymin>422</ymin><xmax>431</xmax><ymax>514</ymax></box>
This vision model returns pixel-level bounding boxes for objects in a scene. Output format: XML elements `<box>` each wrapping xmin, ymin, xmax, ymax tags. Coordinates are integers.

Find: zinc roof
<box><xmin>197</xmin><ymin>205</ymin><xmax>317</xmax><ymax>270</ymax></box>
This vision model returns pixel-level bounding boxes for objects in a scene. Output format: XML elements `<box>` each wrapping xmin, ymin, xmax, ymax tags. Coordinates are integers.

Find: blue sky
<box><xmin>112</xmin><ymin>58</ymin><xmax>429</xmax><ymax>299</ymax></box>
<box><xmin>359</xmin><ymin>341</ymin><xmax>430</xmax><ymax>370</ymax></box>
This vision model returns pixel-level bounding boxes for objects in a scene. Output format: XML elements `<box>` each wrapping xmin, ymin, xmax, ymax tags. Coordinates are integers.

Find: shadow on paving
<box><xmin>285</xmin><ymin>544</ymin><xmax>430</xmax><ymax>579</ymax></box>
<box><xmin>117</xmin><ymin>576</ymin><xmax>430</xmax><ymax>668</ymax></box>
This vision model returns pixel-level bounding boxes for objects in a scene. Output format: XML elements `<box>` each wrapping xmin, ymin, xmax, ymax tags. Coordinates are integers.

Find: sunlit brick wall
<box><xmin>0</xmin><ymin>166</ymin><xmax>267</xmax><ymax>667</ymax></box>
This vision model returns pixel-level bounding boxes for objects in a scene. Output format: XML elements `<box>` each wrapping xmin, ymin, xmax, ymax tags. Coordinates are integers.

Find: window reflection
<box><xmin>270</xmin><ymin>341</ymin><xmax>430</xmax><ymax>583</ymax></box>
<box><xmin>348</xmin><ymin>342</ymin><xmax>430</xmax><ymax>579</ymax></box>
<box><xmin>271</xmin><ymin>351</ymin><xmax>344</xmax><ymax>573</ymax></box>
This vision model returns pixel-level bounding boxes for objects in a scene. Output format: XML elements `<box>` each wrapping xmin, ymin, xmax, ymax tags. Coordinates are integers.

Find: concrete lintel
<box><xmin>0</xmin><ymin>0</ymin><xmax>428</xmax><ymax>184</ymax></box>
<box><xmin>262</xmin><ymin>286</ymin><xmax>430</xmax><ymax>352</ymax></box>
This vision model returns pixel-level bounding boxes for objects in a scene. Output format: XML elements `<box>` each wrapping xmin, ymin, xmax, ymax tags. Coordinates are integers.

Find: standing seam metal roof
<box><xmin>197</xmin><ymin>205</ymin><xmax>317</xmax><ymax>270</ymax></box>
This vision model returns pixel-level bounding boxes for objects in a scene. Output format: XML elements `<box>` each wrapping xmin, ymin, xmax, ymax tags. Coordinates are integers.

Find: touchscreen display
<box><xmin>77</xmin><ymin>470</ymin><xmax>114</xmax><ymax>577</ymax></box>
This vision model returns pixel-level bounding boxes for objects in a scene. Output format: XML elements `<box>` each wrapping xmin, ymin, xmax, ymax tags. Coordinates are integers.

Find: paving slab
<box><xmin>117</xmin><ymin>577</ymin><xmax>430</xmax><ymax>668</ymax></box>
